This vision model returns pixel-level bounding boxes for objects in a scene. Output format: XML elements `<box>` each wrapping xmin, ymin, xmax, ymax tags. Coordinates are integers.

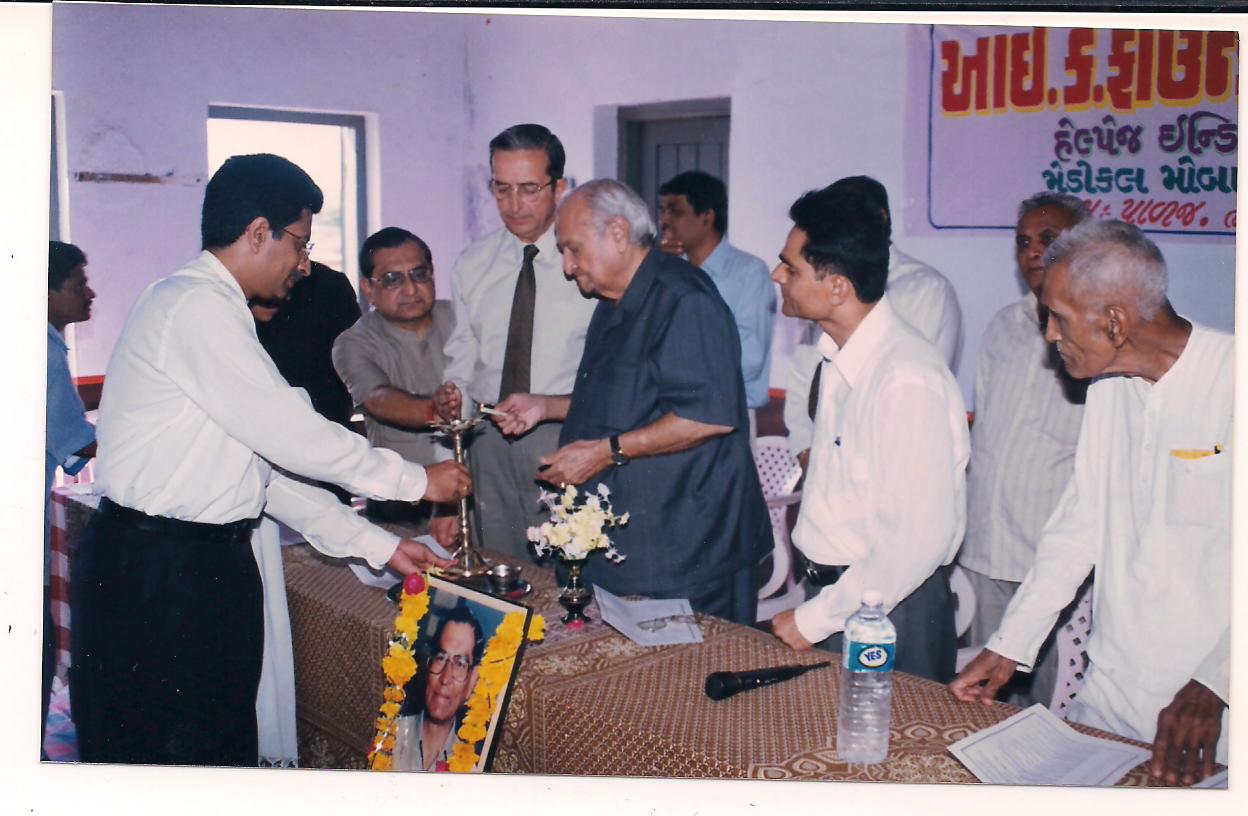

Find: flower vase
<box><xmin>558</xmin><ymin>558</ymin><xmax>592</xmax><ymax>625</ymax></box>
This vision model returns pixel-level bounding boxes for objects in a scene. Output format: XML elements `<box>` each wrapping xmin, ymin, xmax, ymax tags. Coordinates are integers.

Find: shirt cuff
<box><xmin>793</xmin><ymin>592</ymin><xmax>847</xmax><ymax>644</ymax></box>
<box><xmin>357</xmin><ymin>523</ymin><xmax>403</xmax><ymax>571</ymax></box>
<box><xmin>396</xmin><ymin>461</ymin><xmax>429</xmax><ymax>502</ymax></box>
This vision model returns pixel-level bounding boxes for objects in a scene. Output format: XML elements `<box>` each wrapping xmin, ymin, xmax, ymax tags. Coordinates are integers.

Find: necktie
<box><xmin>807</xmin><ymin>359</ymin><xmax>823</xmax><ymax>421</ymax></box>
<box><xmin>498</xmin><ymin>243</ymin><xmax>539</xmax><ymax>400</ymax></box>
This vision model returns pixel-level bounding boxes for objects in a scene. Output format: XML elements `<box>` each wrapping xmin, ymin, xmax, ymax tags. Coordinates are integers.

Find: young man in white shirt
<box><xmin>72</xmin><ymin>154</ymin><xmax>470</xmax><ymax>766</ymax></box>
<box><xmin>950</xmin><ymin>219</ymin><xmax>1231</xmax><ymax>787</ymax></box>
<box><xmin>435</xmin><ymin>124</ymin><xmax>597</xmax><ymax>560</ymax></box>
<box><xmin>768</xmin><ymin>185</ymin><xmax>970</xmax><ymax>683</ymax></box>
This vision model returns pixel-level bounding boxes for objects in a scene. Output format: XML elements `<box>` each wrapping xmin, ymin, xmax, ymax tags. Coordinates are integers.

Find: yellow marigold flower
<box><xmin>448</xmin><ymin>742</ymin><xmax>478</xmax><ymax>773</ymax></box>
<box><xmin>394</xmin><ymin>614</ymin><xmax>419</xmax><ymax>641</ymax></box>
<box><xmin>459</xmin><ymin>722</ymin><xmax>488</xmax><ymax>743</ymax></box>
<box><xmin>370</xmin><ymin>753</ymin><xmax>392</xmax><ymax>772</ymax></box>
<box><xmin>383</xmin><ymin>685</ymin><xmax>405</xmax><ymax>704</ymax></box>
<box><xmin>526</xmin><ymin>615</ymin><xmax>546</xmax><ymax>641</ymax></box>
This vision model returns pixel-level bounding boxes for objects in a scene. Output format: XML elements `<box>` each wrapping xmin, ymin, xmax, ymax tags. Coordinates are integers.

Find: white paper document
<box><xmin>593</xmin><ymin>586</ymin><xmax>703</xmax><ymax>646</ymax></box>
<box><xmin>347</xmin><ymin>535</ymin><xmax>448</xmax><ymax>588</ymax></box>
<box><xmin>948</xmin><ymin>704</ymin><xmax>1152</xmax><ymax>787</ymax></box>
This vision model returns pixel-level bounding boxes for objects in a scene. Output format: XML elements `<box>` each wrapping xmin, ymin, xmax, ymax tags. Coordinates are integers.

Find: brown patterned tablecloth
<box><xmin>282</xmin><ymin>543</ymin><xmax>1165</xmax><ymax>785</ymax></box>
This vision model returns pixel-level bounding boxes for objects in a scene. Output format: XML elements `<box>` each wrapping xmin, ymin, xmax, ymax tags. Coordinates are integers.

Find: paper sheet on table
<box><xmin>1192</xmin><ymin>768</ymin><xmax>1228</xmax><ymax>789</ymax></box>
<box><xmin>347</xmin><ymin>535</ymin><xmax>449</xmax><ymax>588</ymax></box>
<box><xmin>593</xmin><ymin>586</ymin><xmax>703</xmax><ymax>646</ymax></box>
<box><xmin>947</xmin><ymin>704</ymin><xmax>1152</xmax><ymax>787</ymax></box>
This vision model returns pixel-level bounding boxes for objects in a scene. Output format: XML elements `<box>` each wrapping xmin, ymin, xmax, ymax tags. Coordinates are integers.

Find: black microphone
<box><xmin>704</xmin><ymin>661</ymin><xmax>832</xmax><ymax>701</ymax></box>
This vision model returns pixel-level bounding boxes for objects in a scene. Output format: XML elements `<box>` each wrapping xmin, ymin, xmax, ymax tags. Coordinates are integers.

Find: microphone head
<box><xmin>704</xmin><ymin>671</ymin><xmax>742</xmax><ymax>701</ymax></box>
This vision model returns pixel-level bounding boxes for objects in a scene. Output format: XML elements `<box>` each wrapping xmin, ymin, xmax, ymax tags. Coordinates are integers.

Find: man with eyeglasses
<box><xmin>333</xmin><ymin>227</ymin><xmax>458</xmax><ymax>547</ymax></box>
<box><xmin>435</xmin><ymin>124</ymin><xmax>597</xmax><ymax>561</ymax></box>
<box><xmin>73</xmin><ymin>154</ymin><xmax>470</xmax><ymax>767</ymax></box>
<box><xmin>393</xmin><ymin>603</ymin><xmax>484</xmax><ymax>772</ymax></box>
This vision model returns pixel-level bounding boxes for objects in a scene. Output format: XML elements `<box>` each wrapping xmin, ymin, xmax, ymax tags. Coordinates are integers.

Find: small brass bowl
<box><xmin>486</xmin><ymin>563</ymin><xmax>523</xmax><ymax>595</ymax></box>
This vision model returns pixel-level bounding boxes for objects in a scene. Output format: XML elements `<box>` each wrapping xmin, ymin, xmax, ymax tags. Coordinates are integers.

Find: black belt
<box><xmin>798</xmin><ymin>553</ymin><xmax>850</xmax><ymax>588</ymax></box>
<box><xmin>99</xmin><ymin>497</ymin><xmax>259</xmax><ymax>544</ymax></box>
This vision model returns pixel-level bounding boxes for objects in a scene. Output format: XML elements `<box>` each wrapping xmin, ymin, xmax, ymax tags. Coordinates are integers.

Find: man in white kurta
<box><xmin>950</xmin><ymin>218</ymin><xmax>1230</xmax><ymax>787</ymax></box>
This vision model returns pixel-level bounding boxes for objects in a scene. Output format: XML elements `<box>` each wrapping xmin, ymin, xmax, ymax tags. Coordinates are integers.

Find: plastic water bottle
<box><xmin>836</xmin><ymin>589</ymin><xmax>896</xmax><ymax>764</ymax></box>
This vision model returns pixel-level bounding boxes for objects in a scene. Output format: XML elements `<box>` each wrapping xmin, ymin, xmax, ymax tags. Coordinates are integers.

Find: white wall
<box><xmin>52</xmin><ymin>5</ymin><xmax>471</xmax><ymax>376</ymax></box>
<box><xmin>54</xmin><ymin>7</ymin><xmax>1236</xmax><ymax>404</ymax></box>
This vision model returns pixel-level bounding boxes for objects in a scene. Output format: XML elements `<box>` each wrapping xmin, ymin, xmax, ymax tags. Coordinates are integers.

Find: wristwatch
<box><xmin>609</xmin><ymin>434</ymin><xmax>630</xmax><ymax>466</ymax></box>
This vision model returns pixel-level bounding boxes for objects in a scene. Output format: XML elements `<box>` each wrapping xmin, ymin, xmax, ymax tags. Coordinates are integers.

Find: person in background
<box><xmin>657</xmin><ymin>170</ymin><xmax>775</xmax><ymax>440</ymax></box>
<box><xmin>333</xmin><ymin>227</ymin><xmax>458</xmax><ymax>548</ymax></box>
<box><xmin>956</xmin><ymin>192</ymin><xmax>1089</xmax><ymax>707</ymax></box>
<box><xmin>950</xmin><ymin>219</ymin><xmax>1231</xmax><ymax>787</ymax></box>
<box><xmin>435</xmin><ymin>124</ymin><xmax>597</xmax><ymax>560</ymax></box>
<box><xmin>784</xmin><ymin>175</ymin><xmax>961</xmax><ymax>470</ymax></box>
<box><xmin>768</xmin><ymin>185</ymin><xmax>968</xmax><ymax>683</ymax></box>
<box><xmin>44</xmin><ymin>240</ymin><xmax>97</xmax><ymax>757</ymax></box>
<box><xmin>71</xmin><ymin>153</ymin><xmax>468</xmax><ymax>767</ymax></box>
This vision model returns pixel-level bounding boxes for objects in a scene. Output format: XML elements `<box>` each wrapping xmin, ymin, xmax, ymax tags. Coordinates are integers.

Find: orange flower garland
<box><xmin>367</xmin><ymin>573</ymin><xmax>430</xmax><ymax>771</ymax></box>
<box><xmin>447</xmin><ymin>612</ymin><xmax>545</xmax><ymax>772</ymax></box>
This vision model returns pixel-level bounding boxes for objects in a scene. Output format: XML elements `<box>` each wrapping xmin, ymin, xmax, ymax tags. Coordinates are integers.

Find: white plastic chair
<box><xmin>752</xmin><ymin>436</ymin><xmax>807</xmax><ymax>621</ymax></box>
<box><xmin>1049</xmin><ymin>582</ymin><xmax>1093</xmax><ymax>718</ymax></box>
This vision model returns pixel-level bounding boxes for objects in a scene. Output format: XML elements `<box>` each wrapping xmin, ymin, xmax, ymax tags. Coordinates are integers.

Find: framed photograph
<box><xmin>389</xmin><ymin>575</ymin><xmax>532</xmax><ymax>773</ymax></box>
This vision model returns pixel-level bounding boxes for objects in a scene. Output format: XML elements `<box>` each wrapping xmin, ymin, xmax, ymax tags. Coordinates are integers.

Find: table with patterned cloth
<box><xmin>47</xmin><ymin>484</ymin><xmax>101</xmax><ymax>685</ymax></box>
<box><xmin>281</xmin><ymin>544</ymin><xmax>1161</xmax><ymax>785</ymax></box>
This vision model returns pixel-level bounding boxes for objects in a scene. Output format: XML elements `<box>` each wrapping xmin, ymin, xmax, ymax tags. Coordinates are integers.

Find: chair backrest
<box><xmin>753</xmin><ymin>436</ymin><xmax>804</xmax><ymax>499</ymax></box>
<box><xmin>1050</xmin><ymin>583</ymin><xmax>1094</xmax><ymax>718</ymax></box>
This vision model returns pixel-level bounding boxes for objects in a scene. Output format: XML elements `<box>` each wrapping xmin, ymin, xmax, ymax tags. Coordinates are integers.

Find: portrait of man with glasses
<box><xmin>394</xmin><ymin>602</ymin><xmax>486</xmax><ymax>772</ymax></box>
<box><xmin>333</xmin><ymin>226</ymin><xmax>459</xmax><ymax>546</ymax></box>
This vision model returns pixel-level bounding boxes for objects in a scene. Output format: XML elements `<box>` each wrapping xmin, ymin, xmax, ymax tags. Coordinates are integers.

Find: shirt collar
<box><xmin>1022</xmin><ymin>290</ymin><xmax>1042</xmax><ymax>327</ymax></box>
<box><xmin>699</xmin><ymin>238</ymin><xmax>730</xmax><ymax>274</ymax></box>
<box><xmin>607</xmin><ymin>247</ymin><xmax>665</xmax><ymax>327</ymax></box>
<box><xmin>195</xmin><ymin>249</ymin><xmax>249</xmax><ymax>304</ymax></box>
<box><xmin>47</xmin><ymin>322</ymin><xmax>67</xmax><ymax>352</ymax></box>
<box><xmin>505</xmin><ymin>221</ymin><xmax>559</xmax><ymax>260</ymax></box>
<box><xmin>825</xmin><ymin>294</ymin><xmax>899</xmax><ymax>389</ymax></box>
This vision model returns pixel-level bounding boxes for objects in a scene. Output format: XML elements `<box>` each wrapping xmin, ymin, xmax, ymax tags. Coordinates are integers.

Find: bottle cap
<box><xmin>862</xmin><ymin>589</ymin><xmax>883</xmax><ymax>606</ymax></box>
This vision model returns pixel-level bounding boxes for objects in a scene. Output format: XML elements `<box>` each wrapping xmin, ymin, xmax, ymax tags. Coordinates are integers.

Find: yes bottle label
<box><xmin>845</xmin><ymin>642</ymin><xmax>895</xmax><ymax>673</ymax></box>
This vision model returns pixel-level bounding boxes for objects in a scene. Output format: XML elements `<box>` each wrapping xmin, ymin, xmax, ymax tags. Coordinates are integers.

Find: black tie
<box><xmin>499</xmin><ymin>244</ymin><xmax>539</xmax><ymax>400</ymax></box>
<box><xmin>807</xmin><ymin>360</ymin><xmax>823</xmax><ymax>422</ymax></box>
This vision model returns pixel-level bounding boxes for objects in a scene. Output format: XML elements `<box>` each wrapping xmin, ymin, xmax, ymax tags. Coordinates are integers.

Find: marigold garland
<box><xmin>367</xmin><ymin>575</ymin><xmax>544</xmax><ymax>773</ymax></box>
<box><xmin>367</xmin><ymin>574</ymin><xmax>430</xmax><ymax>771</ymax></box>
<box><xmin>447</xmin><ymin>611</ymin><xmax>545</xmax><ymax>772</ymax></box>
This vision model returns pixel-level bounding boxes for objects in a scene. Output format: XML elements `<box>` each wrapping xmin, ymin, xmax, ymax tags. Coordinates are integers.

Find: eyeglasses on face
<box><xmin>282</xmin><ymin>228</ymin><xmax>315</xmax><ymax>258</ymax></box>
<box><xmin>428</xmin><ymin>650</ymin><xmax>475</xmax><ymax>680</ymax></box>
<box><xmin>371</xmin><ymin>266</ymin><xmax>434</xmax><ymax>290</ymax></box>
<box><xmin>487</xmin><ymin>178</ymin><xmax>557</xmax><ymax>200</ymax></box>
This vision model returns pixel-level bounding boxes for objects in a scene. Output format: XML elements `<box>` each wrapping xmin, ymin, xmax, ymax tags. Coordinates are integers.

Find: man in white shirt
<box><xmin>435</xmin><ymin>125</ymin><xmax>598</xmax><ymax>560</ymax></box>
<box><xmin>957</xmin><ymin>192</ymin><xmax>1089</xmax><ymax>708</ymax></box>
<box><xmin>71</xmin><ymin>154</ymin><xmax>470</xmax><ymax>767</ymax></box>
<box><xmin>950</xmin><ymin>219</ymin><xmax>1231</xmax><ymax>787</ymax></box>
<box><xmin>768</xmin><ymin>185</ymin><xmax>970</xmax><ymax>682</ymax></box>
<box><xmin>784</xmin><ymin>176</ymin><xmax>962</xmax><ymax>466</ymax></box>
<box><xmin>656</xmin><ymin>170</ymin><xmax>776</xmax><ymax>438</ymax></box>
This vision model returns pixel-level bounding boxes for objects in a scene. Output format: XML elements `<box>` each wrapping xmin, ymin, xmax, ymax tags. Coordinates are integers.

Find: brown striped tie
<box><xmin>498</xmin><ymin>243</ymin><xmax>539</xmax><ymax>400</ymax></box>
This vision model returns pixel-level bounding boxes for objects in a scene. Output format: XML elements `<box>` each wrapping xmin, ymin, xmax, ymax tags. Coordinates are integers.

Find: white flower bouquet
<box><xmin>526</xmin><ymin>483</ymin><xmax>628</xmax><ymax>563</ymax></box>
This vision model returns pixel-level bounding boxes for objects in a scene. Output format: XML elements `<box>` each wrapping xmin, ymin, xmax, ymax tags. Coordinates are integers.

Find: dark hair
<box><xmin>201</xmin><ymin>153</ymin><xmax>324</xmax><ymax>250</ymax></box>
<box><xmin>825</xmin><ymin>176</ymin><xmax>891</xmax><ymax>239</ymax></box>
<box><xmin>658</xmin><ymin>171</ymin><xmax>728</xmax><ymax>236</ymax></box>
<box><xmin>359</xmin><ymin>227</ymin><xmax>433</xmax><ymax>280</ymax></box>
<box><xmin>49</xmin><ymin>241</ymin><xmax>86</xmax><ymax>291</ymax></box>
<box><xmin>488</xmin><ymin>123</ymin><xmax>566</xmax><ymax>181</ymax></box>
<box><xmin>430</xmin><ymin>602</ymin><xmax>486</xmax><ymax>666</ymax></box>
<box><xmin>788</xmin><ymin>187</ymin><xmax>890</xmax><ymax>303</ymax></box>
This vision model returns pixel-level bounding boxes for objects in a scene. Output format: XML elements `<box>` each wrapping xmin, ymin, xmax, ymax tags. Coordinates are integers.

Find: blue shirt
<box><xmin>45</xmin><ymin>323</ymin><xmax>94</xmax><ymax>580</ymax></box>
<box><xmin>560</xmin><ymin>250</ymin><xmax>772</xmax><ymax>596</ymax></box>
<box><xmin>698</xmin><ymin>240</ymin><xmax>776</xmax><ymax>409</ymax></box>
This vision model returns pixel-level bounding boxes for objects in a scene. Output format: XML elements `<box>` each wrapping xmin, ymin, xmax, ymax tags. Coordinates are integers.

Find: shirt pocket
<box><xmin>1165</xmin><ymin>450</ymin><xmax>1230</xmax><ymax>528</ymax></box>
<box><xmin>579</xmin><ymin>363</ymin><xmax>647</xmax><ymax>433</ymax></box>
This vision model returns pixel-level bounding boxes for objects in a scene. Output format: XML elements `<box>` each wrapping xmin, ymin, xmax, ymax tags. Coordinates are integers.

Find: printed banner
<box><xmin>927</xmin><ymin>26</ymin><xmax>1238</xmax><ymax>235</ymax></box>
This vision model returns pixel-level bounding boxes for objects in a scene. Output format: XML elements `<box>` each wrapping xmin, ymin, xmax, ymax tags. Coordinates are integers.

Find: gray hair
<box><xmin>561</xmin><ymin>179</ymin><xmax>656</xmax><ymax>247</ymax></box>
<box><xmin>1018</xmin><ymin>192</ymin><xmax>1090</xmax><ymax>224</ymax></box>
<box><xmin>1043</xmin><ymin>218</ymin><xmax>1168</xmax><ymax>320</ymax></box>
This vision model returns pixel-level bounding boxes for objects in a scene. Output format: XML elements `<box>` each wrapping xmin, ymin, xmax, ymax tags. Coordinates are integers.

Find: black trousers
<box><xmin>807</xmin><ymin>567</ymin><xmax>956</xmax><ymax>684</ymax></box>
<box><xmin>69</xmin><ymin>509</ymin><xmax>264</xmax><ymax>766</ymax></box>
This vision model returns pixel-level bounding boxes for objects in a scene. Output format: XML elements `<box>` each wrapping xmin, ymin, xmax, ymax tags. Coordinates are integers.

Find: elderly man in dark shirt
<box><xmin>492</xmin><ymin>178</ymin><xmax>771</xmax><ymax>625</ymax></box>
